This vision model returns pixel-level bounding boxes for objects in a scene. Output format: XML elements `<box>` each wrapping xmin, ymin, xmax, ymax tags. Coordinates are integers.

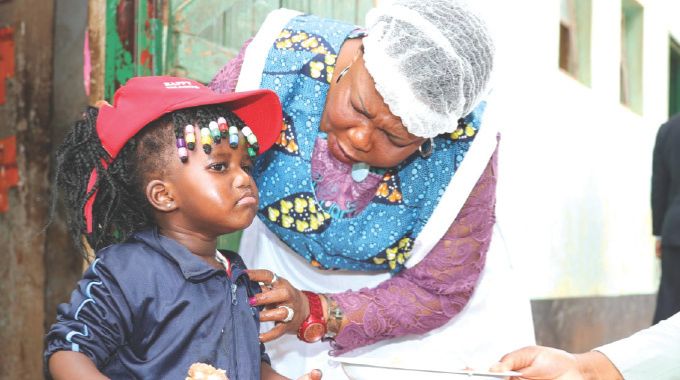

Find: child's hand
<box><xmin>295</xmin><ymin>369</ymin><xmax>322</xmax><ymax>380</ymax></box>
<box><xmin>247</xmin><ymin>269</ymin><xmax>310</xmax><ymax>342</ymax></box>
<box><xmin>185</xmin><ymin>362</ymin><xmax>228</xmax><ymax>380</ymax></box>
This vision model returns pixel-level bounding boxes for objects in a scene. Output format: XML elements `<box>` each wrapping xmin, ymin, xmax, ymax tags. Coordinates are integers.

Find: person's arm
<box><xmin>491</xmin><ymin>313</ymin><xmax>680</xmax><ymax>379</ymax></box>
<box><xmin>49</xmin><ymin>351</ymin><xmax>109</xmax><ymax>380</ymax></box>
<box><xmin>249</xmin><ymin>151</ymin><xmax>497</xmax><ymax>352</ymax></box>
<box><xmin>45</xmin><ymin>257</ymin><xmax>131</xmax><ymax>379</ymax></box>
<box><xmin>651</xmin><ymin>123</ymin><xmax>669</xmax><ymax>243</ymax></box>
<box><xmin>261</xmin><ymin>362</ymin><xmax>287</xmax><ymax>379</ymax></box>
<box><xmin>326</xmin><ymin>151</ymin><xmax>496</xmax><ymax>353</ymax></box>
<box><xmin>261</xmin><ymin>362</ymin><xmax>322</xmax><ymax>380</ymax></box>
<box><xmin>594</xmin><ymin>312</ymin><xmax>680</xmax><ymax>379</ymax></box>
<box><xmin>489</xmin><ymin>346</ymin><xmax>623</xmax><ymax>380</ymax></box>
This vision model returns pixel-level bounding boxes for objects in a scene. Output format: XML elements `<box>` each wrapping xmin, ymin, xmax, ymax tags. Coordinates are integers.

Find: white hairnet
<box><xmin>363</xmin><ymin>0</ymin><xmax>495</xmax><ymax>138</ymax></box>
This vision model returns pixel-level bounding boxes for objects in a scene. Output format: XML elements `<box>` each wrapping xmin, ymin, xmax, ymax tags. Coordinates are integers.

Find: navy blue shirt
<box><xmin>45</xmin><ymin>228</ymin><xmax>268</xmax><ymax>379</ymax></box>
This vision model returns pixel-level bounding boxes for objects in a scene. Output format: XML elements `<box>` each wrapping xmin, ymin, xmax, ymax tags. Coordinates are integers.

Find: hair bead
<box><xmin>245</xmin><ymin>133</ymin><xmax>257</xmax><ymax>146</ymax></box>
<box><xmin>241</xmin><ymin>125</ymin><xmax>259</xmax><ymax>153</ymax></box>
<box><xmin>218</xmin><ymin>117</ymin><xmax>228</xmax><ymax>138</ymax></box>
<box><xmin>200</xmin><ymin>126</ymin><xmax>212</xmax><ymax>154</ymax></box>
<box><xmin>178</xmin><ymin>146</ymin><xmax>188</xmax><ymax>162</ymax></box>
<box><xmin>228</xmin><ymin>126</ymin><xmax>239</xmax><ymax>148</ymax></box>
<box><xmin>209</xmin><ymin>121</ymin><xmax>221</xmax><ymax>143</ymax></box>
<box><xmin>247</xmin><ymin>146</ymin><xmax>257</xmax><ymax>158</ymax></box>
<box><xmin>184</xmin><ymin>125</ymin><xmax>196</xmax><ymax>150</ymax></box>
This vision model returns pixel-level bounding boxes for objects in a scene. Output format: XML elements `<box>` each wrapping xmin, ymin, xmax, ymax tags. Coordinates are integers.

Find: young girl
<box><xmin>44</xmin><ymin>76</ymin><xmax>321</xmax><ymax>380</ymax></box>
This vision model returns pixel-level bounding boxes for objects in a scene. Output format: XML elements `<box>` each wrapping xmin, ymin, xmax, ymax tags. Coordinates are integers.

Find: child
<box><xmin>44</xmin><ymin>76</ymin><xmax>321</xmax><ymax>380</ymax></box>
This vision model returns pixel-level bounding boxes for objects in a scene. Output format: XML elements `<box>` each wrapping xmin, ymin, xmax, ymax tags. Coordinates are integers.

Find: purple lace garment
<box><xmin>210</xmin><ymin>40</ymin><xmax>495</xmax><ymax>354</ymax></box>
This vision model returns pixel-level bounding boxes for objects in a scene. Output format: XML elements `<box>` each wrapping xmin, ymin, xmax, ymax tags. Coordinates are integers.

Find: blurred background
<box><xmin>1</xmin><ymin>0</ymin><xmax>678</xmax><ymax>378</ymax></box>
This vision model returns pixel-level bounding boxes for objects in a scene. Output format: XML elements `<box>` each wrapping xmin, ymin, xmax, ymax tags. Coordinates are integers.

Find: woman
<box><xmin>210</xmin><ymin>0</ymin><xmax>534</xmax><ymax>378</ymax></box>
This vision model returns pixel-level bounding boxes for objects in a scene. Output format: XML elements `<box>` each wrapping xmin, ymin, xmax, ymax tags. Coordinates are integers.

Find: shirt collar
<box><xmin>132</xmin><ymin>228</ymin><xmax>222</xmax><ymax>281</ymax></box>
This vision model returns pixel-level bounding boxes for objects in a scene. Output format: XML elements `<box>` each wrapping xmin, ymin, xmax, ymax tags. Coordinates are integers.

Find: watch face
<box><xmin>303</xmin><ymin>322</ymin><xmax>326</xmax><ymax>342</ymax></box>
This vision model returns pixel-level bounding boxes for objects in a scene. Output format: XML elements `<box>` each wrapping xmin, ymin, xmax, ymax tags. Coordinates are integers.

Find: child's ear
<box><xmin>146</xmin><ymin>179</ymin><xmax>177</xmax><ymax>212</ymax></box>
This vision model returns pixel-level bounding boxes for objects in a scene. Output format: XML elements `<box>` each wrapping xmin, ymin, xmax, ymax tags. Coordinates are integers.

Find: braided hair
<box><xmin>55</xmin><ymin>104</ymin><xmax>249</xmax><ymax>258</ymax></box>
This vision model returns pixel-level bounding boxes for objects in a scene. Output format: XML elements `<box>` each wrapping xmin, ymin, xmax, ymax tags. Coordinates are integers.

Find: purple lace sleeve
<box><xmin>208</xmin><ymin>38</ymin><xmax>253</xmax><ymax>94</ymax></box>
<box><xmin>329</xmin><ymin>150</ymin><xmax>498</xmax><ymax>355</ymax></box>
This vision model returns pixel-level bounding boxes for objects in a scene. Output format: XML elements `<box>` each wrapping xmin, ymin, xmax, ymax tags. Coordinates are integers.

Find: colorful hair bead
<box><xmin>245</xmin><ymin>133</ymin><xmax>258</xmax><ymax>146</ymax></box>
<box><xmin>200</xmin><ymin>126</ymin><xmax>212</xmax><ymax>154</ymax></box>
<box><xmin>247</xmin><ymin>146</ymin><xmax>257</xmax><ymax>158</ymax></box>
<box><xmin>218</xmin><ymin>117</ymin><xmax>228</xmax><ymax>138</ymax></box>
<box><xmin>184</xmin><ymin>124</ymin><xmax>196</xmax><ymax>150</ymax></box>
<box><xmin>228</xmin><ymin>126</ymin><xmax>239</xmax><ymax>148</ymax></box>
<box><xmin>178</xmin><ymin>147</ymin><xmax>188</xmax><ymax>162</ymax></box>
<box><xmin>209</xmin><ymin>121</ymin><xmax>221</xmax><ymax>143</ymax></box>
<box><xmin>241</xmin><ymin>126</ymin><xmax>259</xmax><ymax>152</ymax></box>
<box><xmin>176</xmin><ymin>137</ymin><xmax>188</xmax><ymax>162</ymax></box>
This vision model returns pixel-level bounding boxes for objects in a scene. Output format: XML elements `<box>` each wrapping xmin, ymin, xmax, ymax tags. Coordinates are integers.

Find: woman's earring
<box><xmin>335</xmin><ymin>64</ymin><xmax>351</xmax><ymax>83</ymax></box>
<box><xmin>419</xmin><ymin>138</ymin><xmax>434</xmax><ymax>158</ymax></box>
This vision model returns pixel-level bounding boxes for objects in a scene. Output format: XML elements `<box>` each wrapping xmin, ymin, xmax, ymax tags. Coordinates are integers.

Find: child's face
<box><xmin>160</xmin><ymin>128</ymin><xmax>259</xmax><ymax>237</ymax></box>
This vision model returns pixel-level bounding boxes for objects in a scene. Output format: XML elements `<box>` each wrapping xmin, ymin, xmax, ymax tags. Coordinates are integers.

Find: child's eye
<box><xmin>209</xmin><ymin>163</ymin><xmax>228</xmax><ymax>172</ymax></box>
<box><xmin>241</xmin><ymin>164</ymin><xmax>253</xmax><ymax>175</ymax></box>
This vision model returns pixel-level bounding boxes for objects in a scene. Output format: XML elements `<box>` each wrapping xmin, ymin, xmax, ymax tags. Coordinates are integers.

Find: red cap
<box><xmin>97</xmin><ymin>76</ymin><xmax>282</xmax><ymax>157</ymax></box>
<box><xmin>84</xmin><ymin>76</ymin><xmax>282</xmax><ymax>233</ymax></box>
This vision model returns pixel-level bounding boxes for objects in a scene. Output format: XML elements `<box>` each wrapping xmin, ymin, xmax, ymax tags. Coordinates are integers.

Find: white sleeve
<box><xmin>594</xmin><ymin>312</ymin><xmax>680</xmax><ymax>380</ymax></box>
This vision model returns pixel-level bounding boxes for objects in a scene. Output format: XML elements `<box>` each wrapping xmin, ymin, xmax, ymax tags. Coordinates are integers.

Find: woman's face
<box><xmin>320</xmin><ymin>42</ymin><xmax>425</xmax><ymax>168</ymax></box>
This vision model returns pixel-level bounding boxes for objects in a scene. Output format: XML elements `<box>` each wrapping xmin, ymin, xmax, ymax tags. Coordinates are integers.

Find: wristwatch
<box><xmin>297</xmin><ymin>291</ymin><xmax>327</xmax><ymax>343</ymax></box>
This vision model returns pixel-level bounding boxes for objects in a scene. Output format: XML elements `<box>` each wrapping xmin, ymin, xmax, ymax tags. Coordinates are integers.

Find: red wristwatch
<box><xmin>297</xmin><ymin>291</ymin><xmax>327</xmax><ymax>343</ymax></box>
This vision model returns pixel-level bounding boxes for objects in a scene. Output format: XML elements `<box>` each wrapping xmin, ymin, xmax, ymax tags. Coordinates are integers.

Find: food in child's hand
<box><xmin>185</xmin><ymin>363</ymin><xmax>228</xmax><ymax>380</ymax></box>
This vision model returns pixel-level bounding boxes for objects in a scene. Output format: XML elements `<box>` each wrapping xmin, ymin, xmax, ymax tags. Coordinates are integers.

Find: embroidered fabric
<box><xmin>311</xmin><ymin>137</ymin><xmax>383</xmax><ymax>215</ymax></box>
<box><xmin>330</xmin><ymin>150</ymin><xmax>497</xmax><ymax>354</ymax></box>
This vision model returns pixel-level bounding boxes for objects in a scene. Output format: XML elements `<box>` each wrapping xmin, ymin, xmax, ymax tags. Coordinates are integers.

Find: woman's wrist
<box><xmin>575</xmin><ymin>351</ymin><xmax>624</xmax><ymax>380</ymax></box>
<box><xmin>322</xmin><ymin>294</ymin><xmax>345</xmax><ymax>336</ymax></box>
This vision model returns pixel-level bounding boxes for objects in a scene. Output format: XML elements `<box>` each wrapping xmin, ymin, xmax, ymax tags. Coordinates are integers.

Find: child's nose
<box><xmin>232</xmin><ymin>168</ymin><xmax>252</xmax><ymax>189</ymax></box>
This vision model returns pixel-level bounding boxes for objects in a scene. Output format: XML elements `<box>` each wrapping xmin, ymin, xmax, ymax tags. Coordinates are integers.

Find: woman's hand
<box><xmin>247</xmin><ymin>269</ymin><xmax>310</xmax><ymax>342</ymax></box>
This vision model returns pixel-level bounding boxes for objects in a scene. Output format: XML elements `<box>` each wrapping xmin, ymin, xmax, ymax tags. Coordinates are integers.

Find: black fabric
<box><xmin>654</xmin><ymin>244</ymin><xmax>680</xmax><ymax>324</ymax></box>
<box><xmin>652</xmin><ymin>114</ymin><xmax>680</xmax><ymax>323</ymax></box>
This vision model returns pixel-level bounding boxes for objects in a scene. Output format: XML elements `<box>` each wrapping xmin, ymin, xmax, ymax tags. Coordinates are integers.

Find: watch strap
<box><xmin>297</xmin><ymin>291</ymin><xmax>327</xmax><ymax>343</ymax></box>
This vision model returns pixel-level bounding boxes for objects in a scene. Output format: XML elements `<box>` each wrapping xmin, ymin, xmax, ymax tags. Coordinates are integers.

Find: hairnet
<box><xmin>363</xmin><ymin>0</ymin><xmax>495</xmax><ymax>138</ymax></box>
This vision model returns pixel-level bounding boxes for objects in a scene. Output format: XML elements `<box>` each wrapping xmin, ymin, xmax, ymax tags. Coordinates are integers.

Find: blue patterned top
<box><xmin>253</xmin><ymin>13</ymin><xmax>484</xmax><ymax>273</ymax></box>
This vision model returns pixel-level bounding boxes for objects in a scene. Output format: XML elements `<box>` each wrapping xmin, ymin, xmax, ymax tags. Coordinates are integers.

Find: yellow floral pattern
<box><xmin>274</xmin><ymin>29</ymin><xmax>338</xmax><ymax>83</ymax></box>
<box><xmin>263</xmin><ymin>193</ymin><xmax>332</xmax><ymax>234</ymax></box>
<box><xmin>449</xmin><ymin>119</ymin><xmax>478</xmax><ymax>141</ymax></box>
<box><xmin>371</xmin><ymin>236</ymin><xmax>414</xmax><ymax>270</ymax></box>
